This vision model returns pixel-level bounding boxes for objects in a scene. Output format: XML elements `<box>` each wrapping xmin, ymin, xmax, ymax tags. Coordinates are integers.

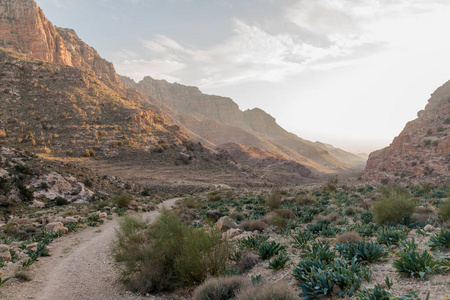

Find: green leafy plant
<box><xmin>267</xmin><ymin>251</ymin><xmax>290</xmax><ymax>271</ymax></box>
<box><xmin>301</xmin><ymin>240</ymin><xmax>336</xmax><ymax>264</ymax></box>
<box><xmin>256</xmin><ymin>241</ymin><xmax>285</xmax><ymax>260</ymax></box>
<box><xmin>392</xmin><ymin>250</ymin><xmax>440</xmax><ymax>279</ymax></box>
<box><xmin>336</xmin><ymin>241</ymin><xmax>387</xmax><ymax>264</ymax></box>
<box><xmin>355</xmin><ymin>283</ymin><xmax>394</xmax><ymax>299</ymax></box>
<box><xmin>377</xmin><ymin>227</ymin><xmax>408</xmax><ymax>246</ymax></box>
<box><xmin>0</xmin><ymin>276</ymin><xmax>11</xmax><ymax>286</ymax></box>
<box><xmin>291</xmin><ymin>230</ymin><xmax>313</xmax><ymax>248</ymax></box>
<box><xmin>238</xmin><ymin>235</ymin><xmax>269</xmax><ymax>250</ymax></box>
<box><xmin>428</xmin><ymin>228</ymin><xmax>450</xmax><ymax>250</ymax></box>
<box><xmin>297</xmin><ymin>268</ymin><xmax>335</xmax><ymax>300</ymax></box>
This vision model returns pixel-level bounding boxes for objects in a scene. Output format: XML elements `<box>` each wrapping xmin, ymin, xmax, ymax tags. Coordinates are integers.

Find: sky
<box><xmin>35</xmin><ymin>0</ymin><xmax>450</xmax><ymax>154</ymax></box>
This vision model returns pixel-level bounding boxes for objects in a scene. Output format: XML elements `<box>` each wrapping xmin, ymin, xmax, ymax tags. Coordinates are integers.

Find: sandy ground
<box><xmin>0</xmin><ymin>198</ymin><xmax>180</xmax><ymax>300</ymax></box>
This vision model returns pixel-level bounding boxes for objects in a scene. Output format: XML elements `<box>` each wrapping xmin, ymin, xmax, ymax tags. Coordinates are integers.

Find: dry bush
<box><xmin>239</xmin><ymin>220</ymin><xmax>267</xmax><ymax>232</ymax></box>
<box><xmin>265</xmin><ymin>189</ymin><xmax>282</xmax><ymax>211</ymax></box>
<box><xmin>237</xmin><ymin>282</ymin><xmax>297</xmax><ymax>300</ymax></box>
<box><xmin>411</xmin><ymin>206</ymin><xmax>435</xmax><ymax>224</ymax></box>
<box><xmin>230</xmin><ymin>212</ymin><xmax>245</xmax><ymax>222</ymax></box>
<box><xmin>296</xmin><ymin>195</ymin><xmax>315</xmax><ymax>206</ymax></box>
<box><xmin>357</xmin><ymin>199</ymin><xmax>372</xmax><ymax>210</ymax></box>
<box><xmin>236</xmin><ymin>251</ymin><xmax>260</xmax><ymax>273</ymax></box>
<box><xmin>336</xmin><ymin>231</ymin><xmax>362</xmax><ymax>244</ymax></box>
<box><xmin>193</xmin><ymin>276</ymin><xmax>249</xmax><ymax>300</ymax></box>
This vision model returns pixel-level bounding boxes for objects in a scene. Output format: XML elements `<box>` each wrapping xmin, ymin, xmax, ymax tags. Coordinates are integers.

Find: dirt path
<box><xmin>0</xmin><ymin>198</ymin><xmax>181</xmax><ymax>300</ymax></box>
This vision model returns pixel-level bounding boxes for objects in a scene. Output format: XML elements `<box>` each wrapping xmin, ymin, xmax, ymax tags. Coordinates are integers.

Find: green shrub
<box><xmin>182</xmin><ymin>197</ymin><xmax>204</xmax><ymax>209</ymax></box>
<box><xmin>392</xmin><ymin>250</ymin><xmax>440</xmax><ymax>279</ymax></box>
<box><xmin>297</xmin><ymin>268</ymin><xmax>335</xmax><ymax>300</ymax></box>
<box><xmin>112</xmin><ymin>194</ymin><xmax>133</xmax><ymax>208</ymax></box>
<box><xmin>291</xmin><ymin>230</ymin><xmax>313</xmax><ymax>248</ymax></box>
<box><xmin>113</xmin><ymin>210</ymin><xmax>233</xmax><ymax>293</ymax></box>
<box><xmin>301</xmin><ymin>240</ymin><xmax>336</xmax><ymax>264</ymax></box>
<box><xmin>192</xmin><ymin>276</ymin><xmax>248</xmax><ymax>300</ymax></box>
<box><xmin>428</xmin><ymin>229</ymin><xmax>450</xmax><ymax>250</ymax></box>
<box><xmin>372</xmin><ymin>187</ymin><xmax>416</xmax><ymax>224</ymax></box>
<box><xmin>438</xmin><ymin>199</ymin><xmax>450</xmax><ymax>221</ymax></box>
<box><xmin>236</xmin><ymin>283</ymin><xmax>297</xmax><ymax>300</ymax></box>
<box><xmin>238</xmin><ymin>234</ymin><xmax>269</xmax><ymax>250</ymax></box>
<box><xmin>355</xmin><ymin>283</ymin><xmax>394</xmax><ymax>299</ymax></box>
<box><xmin>55</xmin><ymin>197</ymin><xmax>69</xmax><ymax>206</ymax></box>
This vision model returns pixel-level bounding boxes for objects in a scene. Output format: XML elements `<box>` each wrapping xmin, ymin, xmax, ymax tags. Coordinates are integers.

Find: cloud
<box><xmin>113</xmin><ymin>0</ymin><xmax>450</xmax><ymax>88</ymax></box>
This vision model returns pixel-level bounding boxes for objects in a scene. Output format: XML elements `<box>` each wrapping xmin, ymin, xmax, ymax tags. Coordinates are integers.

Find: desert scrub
<box><xmin>438</xmin><ymin>199</ymin><xmax>450</xmax><ymax>221</ymax></box>
<box><xmin>192</xmin><ymin>276</ymin><xmax>248</xmax><ymax>300</ymax></box>
<box><xmin>265</xmin><ymin>189</ymin><xmax>282</xmax><ymax>211</ymax></box>
<box><xmin>113</xmin><ymin>210</ymin><xmax>233</xmax><ymax>293</ymax></box>
<box><xmin>112</xmin><ymin>193</ymin><xmax>132</xmax><ymax>208</ymax></box>
<box><xmin>336</xmin><ymin>231</ymin><xmax>362</xmax><ymax>244</ymax></box>
<box><xmin>372</xmin><ymin>187</ymin><xmax>416</xmax><ymax>224</ymax></box>
<box><xmin>392</xmin><ymin>249</ymin><xmax>440</xmax><ymax>279</ymax></box>
<box><xmin>335</xmin><ymin>241</ymin><xmax>387</xmax><ymax>263</ymax></box>
<box><xmin>236</xmin><ymin>282</ymin><xmax>297</xmax><ymax>300</ymax></box>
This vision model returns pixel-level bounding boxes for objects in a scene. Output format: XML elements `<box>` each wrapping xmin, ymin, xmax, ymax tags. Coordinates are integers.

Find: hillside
<box><xmin>121</xmin><ymin>76</ymin><xmax>364</xmax><ymax>173</ymax></box>
<box><xmin>364</xmin><ymin>80</ymin><xmax>450</xmax><ymax>184</ymax></box>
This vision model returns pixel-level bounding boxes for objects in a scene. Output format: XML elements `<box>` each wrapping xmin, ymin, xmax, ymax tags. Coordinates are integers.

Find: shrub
<box><xmin>265</xmin><ymin>189</ymin><xmax>282</xmax><ymax>211</ymax></box>
<box><xmin>428</xmin><ymin>228</ymin><xmax>450</xmax><ymax>250</ymax></box>
<box><xmin>230</xmin><ymin>212</ymin><xmax>245</xmax><ymax>222</ymax></box>
<box><xmin>236</xmin><ymin>283</ymin><xmax>297</xmax><ymax>300</ymax></box>
<box><xmin>297</xmin><ymin>268</ymin><xmax>335</xmax><ymax>299</ymax></box>
<box><xmin>301</xmin><ymin>240</ymin><xmax>336</xmax><ymax>264</ymax></box>
<box><xmin>113</xmin><ymin>210</ymin><xmax>232</xmax><ymax>293</ymax></box>
<box><xmin>292</xmin><ymin>230</ymin><xmax>313</xmax><ymax>248</ymax></box>
<box><xmin>236</xmin><ymin>251</ymin><xmax>260</xmax><ymax>273</ymax></box>
<box><xmin>372</xmin><ymin>187</ymin><xmax>416</xmax><ymax>224</ymax></box>
<box><xmin>112</xmin><ymin>194</ymin><xmax>132</xmax><ymax>208</ymax></box>
<box><xmin>411</xmin><ymin>206</ymin><xmax>435</xmax><ymax>224</ymax></box>
<box><xmin>438</xmin><ymin>199</ymin><xmax>450</xmax><ymax>221</ymax></box>
<box><xmin>336</xmin><ymin>231</ymin><xmax>362</xmax><ymax>244</ymax></box>
<box><xmin>239</xmin><ymin>220</ymin><xmax>267</xmax><ymax>232</ymax></box>
<box><xmin>193</xmin><ymin>276</ymin><xmax>248</xmax><ymax>300</ymax></box>
<box><xmin>323</xmin><ymin>177</ymin><xmax>338</xmax><ymax>191</ymax></box>
<box><xmin>393</xmin><ymin>249</ymin><xmax>440</xmax><ymax>279</ymax></box>
<box><xmin>55</xmin><ymin>197</ymin><xmax>69</xmax><ymax>206</ymax></box>
<box><xmin>238</xmin><ymin>234</ymin><xmax>269</xmax><ymax>250</ymax></box>
<box><xmin>182</xmin><ymin>197</ymin><xmax>204</xmax><ymax>209</ymax></box>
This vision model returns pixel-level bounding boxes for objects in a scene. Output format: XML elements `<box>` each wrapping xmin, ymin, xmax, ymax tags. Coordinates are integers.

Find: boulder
<box><xmin>216</xmin><ymin>216</ymin><xmax>237</xmax><ymax>232</ymax></box>
<box><xmin>45</xmin><ymin>222</ymin><xmax>64</xmax><ymax>232</ymax></box>
<box><xmin>62</xmin><ymin>217</ymin><xmax>77</xmax><ymax>224</ymax></box>
<box><xmin>222</xmin><ymin>228</ymin><xmax>243</xmax><ymax>240</ymax></box>
<box><xmin>52</xmin><ymin>225</ymin><xmax>69</xmax><ymax>234</ymax></box>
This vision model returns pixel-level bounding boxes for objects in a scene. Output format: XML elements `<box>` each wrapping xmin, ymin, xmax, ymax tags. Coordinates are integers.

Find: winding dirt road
<box><xmin>0</xmin><ymin>198</ymin><xmax>180</xmax><ymax>300</ymax></box>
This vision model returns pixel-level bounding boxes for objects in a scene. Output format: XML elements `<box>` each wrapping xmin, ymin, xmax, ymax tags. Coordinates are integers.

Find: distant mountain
<box><xmin>121</xmin><ymin>76</ymin><xmax>364</xmax><ymax>173</ymax></box>
<box><xmin>364</xmin><ymin>80</ymin><xmax>450</xmax><ymax>184</ymax></box>
<box><xmin>314</xmin><ymin>142</ymin><xmax>366</xmax><ymax>169</ymax></box>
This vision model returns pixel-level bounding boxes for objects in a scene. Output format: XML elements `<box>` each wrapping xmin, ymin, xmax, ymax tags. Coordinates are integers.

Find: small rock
<box><xmin>0</xmin><ymin>251</ymin><xmax>11</xmax><ymax>261</ymax></box>
<box><xmin>52</xmin><ymin>225</ymin><xmax>69</xmax><ymax>234</ymax></box>
<box><xmin>98</xmin><ymin>212</ymin><xmax>107</xmax><ymax>218</ymax></box>
<box><xmin>62</xmin><ymin>217</ymin><xmax>77</xmax><ymax>224</ymax></box>
<box><xmin>216</xmin><ymin>216</ymin><xmax>237</xmax><ymax>232</ymax></box>
<box><xmin>424</xmin><ymin>224</ymin><xmax>435</xmax><ymax>232</ymax></box>
<box><xmin>45</xmin><ymin>222</ymin><xmax>64</xmax><ymax>232</ymax></box>
<box><xmin>0</xmin><ymin>244</ymin><xmax>10</xmax><ymax>252</ymax></box>
<box><xmin>223</xmin><ymin>228</ymin><xmax>243</xmax><ymax>240</ymax></box>
<box><xmin>26</xmin><ymin>243</ymin><xmax>38</xmax><ymax>250</ymax></box>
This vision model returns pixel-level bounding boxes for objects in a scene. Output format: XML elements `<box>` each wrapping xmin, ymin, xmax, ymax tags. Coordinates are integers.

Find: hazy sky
<box><xmin>36</xmin><ymin>0</ymin><xmax>450</xmax><ymax>153</ymax></box>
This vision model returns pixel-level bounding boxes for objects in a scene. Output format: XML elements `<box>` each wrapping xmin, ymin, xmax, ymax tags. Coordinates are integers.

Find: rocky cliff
<box><xmin>0</xmin><ymin>0</ymin><xmax>120</xmax><ymax>89</ymax></box>
<box><xmin>123</xmin><ymin>76</ymin><xmax>360</xmax><ymax>173</ymax></box>
<box><xmin>364</xmin><ymin>80</ymin><xmax>450</xmax><ymax>184</ymax></box>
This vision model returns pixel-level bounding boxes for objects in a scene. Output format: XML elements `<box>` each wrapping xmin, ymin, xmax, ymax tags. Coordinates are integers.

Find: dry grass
<box><xmin>336</xmin><ymin>231</ymin><xmax>362</xmax><ymax>244</ymax></box>
<box><xmin>237</xmin><ymin>283</ymin><xmax>297</xmax><ymax>300</ymax></box>
<box><xmin>239</xmin><ymin>220</ymin><xmax>267</xmax><ymax>232</ymax></box>
<box><xmin>193</xmin><ymin>276</ymin><xmax>248</xmax><ymax>300</ymax></box>
<box><xmin>411</xmin><ymin>206</ymin><xmax>435</xmax><ymax>224</ymax></box>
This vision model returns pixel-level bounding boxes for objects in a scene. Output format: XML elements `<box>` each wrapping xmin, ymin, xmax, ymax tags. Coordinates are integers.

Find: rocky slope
<box><xmin>0</xmin><ymin>0</ymin><xmax>121</xmax><ymax>89</ymax></box>
<box><xmin>364</xmin><ymin>80</ymin><xmax>450</xmax><ymax>183</ymax></box>
<box><xmin>122</xmin><ymin>76</ymin><xmax>362</xmax><ymax>173</ymax></box>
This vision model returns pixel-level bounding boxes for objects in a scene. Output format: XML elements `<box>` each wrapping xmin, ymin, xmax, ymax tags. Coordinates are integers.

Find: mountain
<box><xmin>314</xmin><ymin>142</ymin><xmax>366</xmax><ymax>169</ymax></box>
<box><xmin>0</xmin><ymin>0</ymin><xmax>121</xmax><ymax>89</ymax></box>
<box><xmin>363</xmin><ymin>80</ymin><xmax>450</xmax><ymax>184</ymax></box>
<box><xmin>0</xmin><ymin>0</ymin><xmax>315</xmax><ymax>188</ymax></box>
<box><xmin>121</xmin><ymin>76</ymin><xmax>363</xmax><ymax>173</ymax></box>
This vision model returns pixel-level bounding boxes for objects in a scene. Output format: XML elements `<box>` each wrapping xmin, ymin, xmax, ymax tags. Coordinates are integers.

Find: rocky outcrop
<box><xmin>124</xmin><ymin>76</ymin><xmax>360</xmax><ymax>174</ymax></box>
<box><xmin>0</xmin><ymin>0</ymin><xmax>121</xmax><ymax>89</ymax></box>
<box><xmin>364</xmin><ymin>80</ymin><xmax>450</xmax><ymax>183</ymax></box>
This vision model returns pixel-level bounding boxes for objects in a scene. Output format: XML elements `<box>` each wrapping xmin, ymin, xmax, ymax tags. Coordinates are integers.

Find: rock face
<box><xmin>364</xmin><ymin>80</ymin><xmax>450</xmax><ymax>183</ymax></box>
<box><xmin>122</xmin><ymin>76</ymin><xmax>363</xmax><ymax>174</ymax></box>
<box><xmin>0</xmin><ymin>0</ymin><xmax>120</xmax><ymax>89</ymax></box>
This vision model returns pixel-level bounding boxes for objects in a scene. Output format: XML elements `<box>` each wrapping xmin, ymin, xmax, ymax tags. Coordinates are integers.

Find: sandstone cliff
<box><xmin>0</xmin><ymin>0</ymin><xmax>121</xmax><ymax>89</ymax></box>
<box><xmin>122</xmin><ymin>76</ymin><xmax>360</xmax><ymax>173</ymax></box>
<box><xmin>364</xmin><ymin>80</ymin><xmax>450</xmax><ymax>183</ymax></box>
